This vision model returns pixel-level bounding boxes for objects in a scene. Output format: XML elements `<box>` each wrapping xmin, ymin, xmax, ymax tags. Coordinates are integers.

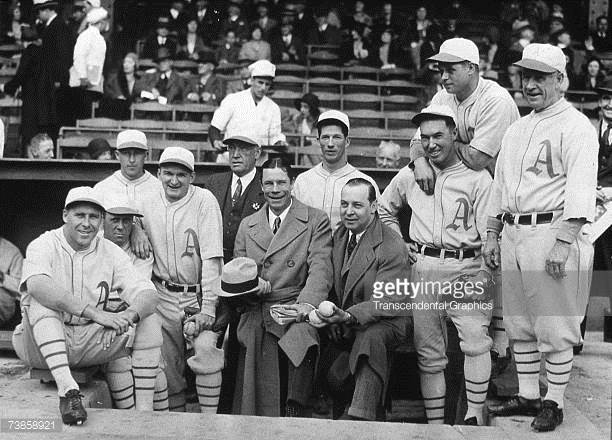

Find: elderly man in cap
<box><xmin>210</xmin><ymin>59</ymin><xmax>287</xmax><ymax>155</ymax></box>
<box><xmin>292</xmin><ymin>110</ymin><xmax>379</xmax><ymax>232</ymax></box>
<box><xmin>484</xmin><ymin>44</ymin><xmax>598</xmax><ymax>432</ymax></box>
<box><xmin>186</xmin><ymin>55</ymin><xmax>223</xmax><ymax>106</ymax></box>
<box><xmin>379</xmin><ymin>104</ymin><xmax>495</xmax><ymax>425</ymax></box>
<box><xmin>143</xmin><ymin>16</ymin><xmax>177</xmax><ymax>60</ymax></box>
<box><xmin>203</xmin><ymin>134</ymin><xmax>266</xmax><ymax>413</ymax></box>
<box><xmin>12</xmin><ymin>187</ymin><xmax>163</xmax><ymax>425</ymax></box>
<box><xmin>142</xmin><ymin>48</ymin><xmax>190</xmax><ymax>104</ymax></box>
<box><xmin>140</xmin><ymin>147</ymin><xmax>225</xmax><ymax>413</ymax></box>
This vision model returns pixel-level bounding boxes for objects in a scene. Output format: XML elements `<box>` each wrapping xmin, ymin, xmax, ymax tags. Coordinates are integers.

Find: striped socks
<box><xmin>544</xmin><ymin>349</ymin><xmax>573</xmax><ymax>408</ymax></box>
<box><xmin>420</xmin><ymin>371</ymin><xmax>445</xmax><ymax>424</ymax></box>
<box><xmin>464</xmin><ymin>352</ymin><xmax>491</xmax><ymax>425</ymax></box>
<box><xmin>513</xmin><ymin>341</ymin><xmax>541</xmax><ymax>400</ymax></box>
<box><xmin>196</xmin><ymin>370</ymin><xmax>222</xmax><ymax>414</ymax></box>
<box><xmin>153</xmin><ymin>368</ymin><xmax>169</xmax><ymax>411</ymax></box>
<box><xmin>132</xmin><ymin>347</ymin><xmax>160</xmax><ymax>411</ymax></box>
<box><xmin>106</xmin><ymin>357</ymin><xmax>135</xmax><ymax>409</ymax></box>
<box><xmin>31</xmin><ymin>316</ymin><xmax>78</xmax><ymax>397</ymax></box>
<box><xmin>491</xmin><ymin>314</ymin><xmax>509</xmax><ymax>356</ymax></box>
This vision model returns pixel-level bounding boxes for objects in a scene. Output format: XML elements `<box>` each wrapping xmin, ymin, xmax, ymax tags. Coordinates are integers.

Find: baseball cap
<box><xmin>411</xmin><ymin>104</ymin><xmax>458</xmax><ymax>127</ymax></box>
<box><xmin>65</xmin><ymin>186</ymin><xmax>105</xmax><ymax>211</ymax></box>
<box><xmin>86</xmin><ymin>7</ymin><xmax>108</xmax><ymax>24</ymax></box>
<box><xmin>249</xmin><ymin>60</ymin><xmax>276</xmax><ymax>78</ymax></box>
<box><xmin>317</xmin><ymin>110</ymin><xmax>350</xmax><ymax>132</ymax></box>
<box><xmin>513</xmin><ymin>43</ymin><xmax>566</xmax><ymax>73</ymax></box>
<box><xmin>428</xmin><ymin>38</ymin><xmax>479</xmax><ymax>65</ymax></box>
<box><xmin>159</xmin><ymin>146</ymin><xmax>195</xmax><ymax>172</ymax></box>
<box><xmin>104</xmin><ymin>194</ymin><xmax>142</xmax><ymax>217</ymax></box>
<box><xmin>116</xmin><ymin>129</ymin><xmax>148</xmax><ymax>151</ymax></box>
<box><xmin>223</xmin><ymin>135</ymin><xmax>259</xmax><ymax>148</ymax></box>
<box><xmin>33</xmin><ymin>0</ymin><xmax>58</xmax><ymax>9</ymax></box>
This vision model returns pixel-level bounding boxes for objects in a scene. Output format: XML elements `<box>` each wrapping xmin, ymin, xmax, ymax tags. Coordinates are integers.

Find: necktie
<box><xmin>273</xmin><ymin>216</ymin><xmax>281</xmax><ymax>234</ymax></box>
<box><xmin>232</xmin><ymin>178</ymin><xmax>242</xmax><ymax>206</ymax></box>
<box><xmin>347</xmin><ymin>234</ymin><xmax>357</xmax><ymax>260</ymax></box>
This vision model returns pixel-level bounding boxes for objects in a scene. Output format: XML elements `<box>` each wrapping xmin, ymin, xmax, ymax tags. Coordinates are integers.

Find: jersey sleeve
<box><xmin>377</xmin><ymin>168</ymin><xmax>413</xmax><ymax>236</ymax></box>
<box><xmin>473</xmin><ymin>172</ymin><xmax>494</xmax><ymax>242</ymax></box>
<box><xmin>19</xmin><ymin>234</ymin><xmax>53</xmax><ymax>293</ymax></box>
<box><xmin>268</xmin><ymin>103</ymin><xmax>286</xmax><ymax>144</ymax></box>
<box><xmin>2</xmin><ymin>244</ymin><xmax>23</xmax><ymax>296</ymax></box>
<box><xmin>198</xmin><ymin>191</ymin><xmax>224</xmax><ymax>316</ymax></box>
<box><xmin>470</xmin><ymin>93</ymin><xmax>519</xmax><ymax>157</ymax></box>
<box><xmin>210</xmin><ymin>94</ymin><xmax>235</xmax><ymax>131</ymax></box>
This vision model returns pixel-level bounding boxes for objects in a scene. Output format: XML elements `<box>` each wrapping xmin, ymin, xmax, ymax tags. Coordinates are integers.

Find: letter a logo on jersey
<box><xmin>526</xmin><ymin>140</ymin><xmax>559</xmax><ymax>178</ymax></box>
<box><xmin>182</xmin><ymin>228</ymin><xmax>200</xmax><ymax>258</ymax></box>
<box><xmin>96</xmin><ymin>281</ymin><xmax>110</xmax><ymax>309</ymax></box>
<box><xmin>446</xmin><ymin>197</ymin><xmax>472</xmax><ymax>231</ymax></box>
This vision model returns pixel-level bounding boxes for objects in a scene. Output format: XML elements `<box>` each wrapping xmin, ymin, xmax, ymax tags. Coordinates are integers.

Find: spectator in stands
<box><xmin>405</xmin><ymin>6</ymin><xmax>437</xmax><ymax>72</ymax></box>
<box><xmin>271</xmin><ymin>23</ymin><xmax>305</xmax><ymax>64</ymax></box>
<box><xmin>220</xmin><ymin>3</ymin><xmax>249</xmax><ymax>44</ymax></box>
<box><xmin>374</xmin><ymin>29</ymin><xmax>402</xmax><ymax>69</ymax></box>
<box><xmin>216</xmin><ymin>29</ymin><xmax>240</xmax><ymax>65</ymax></box>
<box><xmin>440</xmin><ymin>18</ymin><xmax>459</xmax><ymax>42</ymax></box>
<box><xmin>85</xmin><ymin>138</ymin><xmax>112</xmax><ymax>160</ymax></box>
<box><xmin>101</xmin><ymin>53</ymin><xmax>145</xmax><ymax>120</ymax></box>
<box><xmin>507</xmin><ymin>22</ymin><xmax>536</xmax><ymax>65</ymax></box>
<box><xmin>0</xmin><ymin>237</ymin><xmax>22</xmax><ymax>329</ymax></box>
<box><xmin>177</xmin><ymin>15</ymin><xmax>209</xmax><ymax>61</ymax></box>
<box><xmin>69</xmin><ymin>7</ymin><xmax>109</xmax><ymax>121</ymax></box>
<box><xmin>239</xmin><ymin>26</ymin><xmax>272</xmax><ymax>63</ymax></box>
<box><xmin>34</xmin><ymin>0</ymin><xmax>74</xmax><ymax>142</ymax></box>
<box><xmin>350</xmin><ymin>0</ymin><xmax>373</xmax><ymax>28</ymax></box>
<box><xmin>1</xmin><ymin>25</ymin><xmax>42</xmax><ymax>151</ymax></box>
<box><xmin>551</xmin><ymin>29</ymin><xmax>576</xmax><ymax>85</ymax></box>
<box><xmin>376</xmin><ymin>140</ymin><xmax>401</xmax><ymax>169</ymax></box>
<box><xmin>186</xmin><ymin>55</ymin><xmax>223</xmax><ymax>106</ymax></box>
<box><xmin>251</xmin><ymin>2</ymin><xmax>278</xmax><ymax>42</ymax></box>
<box><xmin>27</xmin><ymin>133</ymin><xmax>54</xmax><ymax>159</ymax></box>
<box><xmin>142</xmin><ymin>16</ymin><xmax>177</xmax><ymax>60</ymax></box>
<box><xmin>68</xmin><ymin>2</ymin><xmax>86</xmax><ymax>40</ymax></box>
<box><xmin>479</xmin><ymin>53</ymin><xmax>498</xmax><ymax>81</ymax></box>
<box><xmin>585</xmin><ymin>15</ymin><xmax>612</xmax><ymax>54</ymax></box>
<box><xmin>224</xmin><ymin>65</ymin><xmax>250</xmax><ymax>96</ymax></box>
<box><xmin>446</xmin><ymin>0</ymin><xmax>472</xmax><ymax>20</ymax></box>
<box><xmin>342</xmin><ymin>23</ymin><xmax>372</xmax><ymax>66</ymax></box>
<box><xmin>420</xmin><ymin>62</ymin><xmax>443</xmax><ymax>105</ymax></box>
<box><xmin>327</xmin><ymin>8</ymin><xmax>343</xmax><ymax>30</ymax></box>
<box><xmin>290</xmin><ymin>92</ymin><xmax>320</xmax><ymax>144</ymax></box>
<box><xmin>575</xmin><ymin>57</ymin><xmax>607</xmax><ymax>92</ymax></box>
<box><xmin>168</xmin><ymin>0</ymin><xmax>188</xmax><ymax>34</ymax></box>
<box><xmin>595</xmin><ymin>78</ymin><xmax>612</xmax><ymax>177</ymax></box>
<box><xmin>192</xmin><ymin>0</ymin><xmax>221</xmax><ymax>46</ymax></box>
<box><xmin>142</xmin><ymin>47</ymin><xmax>189</xmax><ymax>104</ymax></box>
<box><xmin>504</xmin><ymin>64</ymin><xmax>523</xmax><ymax>99</ymax></box>
<box><xmin>373</xmin><ymin>2</ymin><xmax>403</xmax><ymax>39</ymax></box>
<box><xmin>307</xmin><ymin>7</ymin><xmax>342</xmax><ymax>47</ymax></box>
<box><xmin>7</xmin><ymin>4</ymin><xmax>23</xmax><ymax>45</ymax></box>
<box><xmin>547</xmin><ymin>16</ymin><xmax>565</xmax><ymax>37</ymax></box>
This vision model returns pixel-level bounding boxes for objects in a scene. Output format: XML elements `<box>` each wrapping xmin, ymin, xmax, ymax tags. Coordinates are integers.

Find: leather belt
<box><xmin>499</xmin><ymin>212</ymin><xmax>553</xmax><ymax>225</ymax></box>
<box><xmin>153</xmin><ymin>275</ymin><xmax>201</xmax><ymax>294</ymax></box>
<box><xmin>420</xmin><ymin>245</ymin><xmax>476</xmax><ymax>260</ymax></box>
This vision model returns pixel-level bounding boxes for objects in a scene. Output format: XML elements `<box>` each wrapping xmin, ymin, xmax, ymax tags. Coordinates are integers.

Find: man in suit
<box><xmin>307</xmin><ymin>8</ymin><xmax>342</xmax><ymax>47</ymax></box>
<box><xmin>316</xmin><ymin>178</ymin><xmax>410</xmax><ymax>420</ymax></box>
<box><xmin>142</xmin><ymin>17</ymin><xmax>177</xmax><ymax>60</ymax></box>
<box><xmin>585</xmin><ymin>15</ymin><xmax>612</xmax><ymax>54</ymax></box>
<box><xmin>186</xmin><ymin>57</ymin><xmax>223</xmax><ymax>106</ymax></box>
<box><xmin>204</xmin><ymin>135</ymin><xmax>266</xmax><ymax>414</ymax></box>
<box><xmin>232</xmin><ymin>157</ymin><xmax>333</xmax><ymax>417</ymax></box>
<box><xmin>219</xmin><ymin>3</ymin><xmax>249</xmax><ymax>43</ymax></box>
<box><xmin>271</xmin><ymin>23</ymin><xmax>306</xmax><ymax>65</ymax></box>
<box><xmin>252</xmin><ymin>2</ymin><xmax>278</xmax><ymax>41</ymax></box>
<box><xmin>33</xmin><ymin>0</ymin><xmax>74</xmax><ymax>142</ymax></box>
<box><xmin>142</xmin><ymin>48</ymin><xmax>189</xmax><ymax>104</ymax></box>
<box><xmin>192</xmin><ymin>0</ymin><xmax>221</xmax><ymax>46</ymax></box>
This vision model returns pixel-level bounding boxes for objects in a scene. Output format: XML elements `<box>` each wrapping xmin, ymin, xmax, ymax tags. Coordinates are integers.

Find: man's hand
<box><xmin>91</xmin><ymin>309</ymin><xmax>133</xmax><ymax>334</ymax></box>
<box><xmin>96</xmin><ymin>328</ymin><xmax>117</xmax><ymax>350</ymax></box>
<box><xmin>317</xmin><ymin>304</ymin><xmax>350</xmax><ymax>325</ymax></box>
<box><xmin>545</xmin><ymin>240</ymin><xmax>570</xmax><ymax>280</ymax></box>
<box><xmin>256</xmin><ymin>278</ymin><xmax>271</xmax><ymax>297</ymax></box>
<box><xmin>406</xmin><ymin>242</ymin><xmax>419</xmax><ymax>264</ymax></box>
<box><xmin>327</xmin><ymin>323</ymin><xmax>343</xmax><ymax>343</ymax></box>
<box><xmin>414</xmin><ymin>157</ymin><xmax>435</xmax><ymax>195</ymax></box>
<box><xmin>596</xmin><ymin>186</ymin><xmax>609</xmax><ymax>204</ymax></box>
<box><xmin>483</xmin><ymin>233</ymin><xmax>501</xmax><ymax>270</ymax></box>
<box><xmin>151</xmin><ymin>88</ymin><xmax>160</xmax><ymax>99</ymax></box>
<box><xmin>130</xmin><ymin>223</ymin><xmax>152</xmax><ymax>259</ymax></box>
<box><xmin>185</xmin><ymin>312</ymin><xmax>215</xmax><ymax>336</ymax></box>
<box><xmin>213</xmin><ymin>139</ymin><xmax>225</xmax><ymax>151</ymax></box>
<box><xmin>201</xmin><ymin>92</ymin><xmax>212</xmax><ymax>102</ymax></box>
<box><xmin>285</xmin><ymin>303</ymin><xmax>315</xmax><ymax>322</ymax></box>
<box><xmin>187</xmin><ymin>92</ymin><xmax>199</xmax><ymax>102</ymax></box>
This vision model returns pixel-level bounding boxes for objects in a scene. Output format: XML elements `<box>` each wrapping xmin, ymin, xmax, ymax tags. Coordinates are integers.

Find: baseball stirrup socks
<box><xmin>420</xmin><ymin>371</ymin><xmax>445</xmax><ymax>424</ymax></box>
<box><xmin>196</xmin><ymin>370</ymin><xmax>222</xmax><ymax>414</ymax></box>
<box><xmin>491</xmin><ymin>315</ymin><xmax>509</xmax><ymax>355</ymax></box>
<box><xmin>464</xmin><ymin>352</ymin><xmax>491</xmax><ymax>425</ymax></box>
<box><xmin>107</xmin><ymin>371</ymin><xmax>135</xmax><ymax>409</ymax></box>
<box><xmin>513</xmin><ymin>341</ymin><xmax>541</xmax><ymax>400</ymax></box>
<box><xmin>132</xmin><ymin>348</ymin><xmax>160</xmax><ymax>410</ymax></box>
<box><xmin>544</xmin><ymin>349</ymin><xmax>573</xmax><ymax>408</ymax></box>
<box><xmin>153</xmin><ymin>368</ymin><xmax>169</xmax><ymax>411</ymax></box>
<box><xmin>32</xmin><ymin>317</ymin><xmax>78</xmax><ymax>396</ymax></box>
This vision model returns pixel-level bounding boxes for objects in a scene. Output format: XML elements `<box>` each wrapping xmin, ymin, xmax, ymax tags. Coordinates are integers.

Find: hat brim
<box><xmin>159</xmin><ymin>159</ymin><xmax>194</xmax><ymax>172</ymax></box>
<box><xmin>65</xmin><ymin>198</ymin><xmax>105</xmax><ymax>212</ymax></box>
<box><xmin>513</xmin><ymin>59</ymin><xmax>558</xmax><ymax>73</ymax></box>
<box><xmin>411</xmin><ymin>112</ymin><xmax>456</xmax><ymax>127</ymax></box>
<box><xmin>223</xmin><ymin>136</ymin><xmax>259</xmax><ymax>148</ymax></box>
<box><xmin>595</xmin><ymin>87</ymin><xmax>612</xmax><ymax>95</ymax></box>
<box><xmin>427</xmin><ymin>53</ymin><xmax>471</xmax><ymax>64</ymax></box>
<box><xmin>219</xmin><ymin>277</ymin><xmax>263</xmax><ymax>297</ymax></box>
<box><xmin>316</xmin><ymin>118</ymin><xmax>349</xmax><ymax>132</ymax></box>
<box><xmin>33</xmin><ymin>1</ymin><xmax>58</xmax><ymax>9</ymax></box>
<box><xmin>117</xmin><ymin>141</ymin><xmax>148</xmax><ymax>151</ymax></box>
<box><xmin>106</xmin><ymin>207</ymin><xmax>143</xmax><ymax>217</ymax></box>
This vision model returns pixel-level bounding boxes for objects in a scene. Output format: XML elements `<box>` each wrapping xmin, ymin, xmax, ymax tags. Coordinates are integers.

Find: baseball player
<box><xmin>102</xmin><ymin>194</ymin><xmax>168</xmax><ymax>412</ymax></box>
<box><xmin>485</xmin><ymin>44</ymin><xmax>598</xmax><ymax>432</ymax></box>
<box><xmin>12</xmin><ymin>187</ymin><xmax>163</xmax><ymax>425</ymax></box>
<box><xmin>379</xmin><ymin>105</ymin><xmax>494</xmax><ymax>426</ymax></box>
<box><xmin>140</xmin><ymin>147</ymin><xmax>225</xmax><ymax>413</ymax></box>
<box><xmin>410</xmin><ymin>37</ymin><xmax>520</xmax><ymax>367</ymax></box>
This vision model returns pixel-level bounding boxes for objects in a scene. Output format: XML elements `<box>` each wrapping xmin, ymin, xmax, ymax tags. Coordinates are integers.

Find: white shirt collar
<box><xmin>46</xmin><ymin>13</ymin><xmax>57</xmax><ymax>26</ymax></box>
<box><xmin>319</xmin><ymin>23</ymin><xmax>328</xmax><ymax>32</ymax></box>
<box><xmin>170</xmin><ymin>8</ymin><xmax>179</xmax><ymax>19</ymax></box>
<box><xmin>351</xmin><ymin>230</ymin><xmax>366</xmax><ymax>243</ymax></box>
<box><xmin>232</xmin><ymin>167</ymin><xmax>257</xmax><ymax>197</ymax></box>
<box><xmin>268</xmin><ymin>199</ymin><xmax>292</xmax><ymax>231</ymax></box>
<box><xmin>158</xmin><ymin>35</ymin><xmax>166</xmax><ymax>45</ymax></box>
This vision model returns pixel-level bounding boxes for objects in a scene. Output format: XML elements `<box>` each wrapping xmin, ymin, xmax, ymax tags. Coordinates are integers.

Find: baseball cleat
<box><xmin>531</xmin><ymin>400</ymin><xmax>563</xmax><ymax>432</ymax></box>
<box><xmin>488</xmin><ymin>395</ymin><xmax>542</xmax><ymax>416</ymax></box>
<box><xmin>59</xmin><ymin>389</ymin><xmax>88</xmax><ymax>425</ymax></box>
<box><xmin>463</xmin><ymin>416</ymin><xmax>478</xmax><ymax>425</ymax></box>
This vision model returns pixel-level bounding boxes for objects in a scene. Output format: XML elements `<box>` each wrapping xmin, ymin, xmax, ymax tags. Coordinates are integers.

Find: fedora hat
<box><xmin>219</xmin><ymin>257</ymin><xmax>265</xmax><ymax>298</ymax></box>
<box><xmin>596</xmin><ymin>77</ymin><xmax>612</xmax><ymax>95</ymax></box>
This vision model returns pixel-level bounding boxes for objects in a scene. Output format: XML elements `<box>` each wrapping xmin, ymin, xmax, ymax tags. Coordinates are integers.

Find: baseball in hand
<box><xmin>184</xmin><ymin>321</ymin><xmax>196</xmax><ymax>336</ymax></box>
<box><xmin>318</xmin><ymin>301</ymin><xmax>335</xmax><ymax>317</ymax></box>
<box><xmin>308</xmin><ymin>310</ymin><xmax>323</xmax><ymax>325</ymax></box>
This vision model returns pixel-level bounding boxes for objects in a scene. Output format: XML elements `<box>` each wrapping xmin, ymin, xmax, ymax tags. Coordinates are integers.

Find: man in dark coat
<box><xmin>142</xmin><ymin>16</ymin><xmax>177</xmax><ymax>60</ymax></box>
<box><xmin>317</xmin><ymin>178</ymin><xmax>410</xmax><ymax>420</ymax></box>
<box><xmin>271</xmin><ymin>23</ymin><xmax>306</xmax><ymax>65</ymax></box>
<box><xmin>34</xmin><ymin>0</ymin><xmax>74</xmax><ymax>142</ymax></box>
<box><xmin>306</xmin><ymin>8</ymin><xmax>342</xmax><ymax>47</ymax></box>
<box><xmin>141</xmin><ymin>48</ymin><xmax>189</xmax><ymax>104</ymax></box>
<box><xmin>204</xmin><ymin>135</ymin><xmax>266</xmax><ymax>414</ymax></box>
<box><xmin>191</xmin><ymin>0</ymin><xmax>221</xmax><ymax>46</ymax></box>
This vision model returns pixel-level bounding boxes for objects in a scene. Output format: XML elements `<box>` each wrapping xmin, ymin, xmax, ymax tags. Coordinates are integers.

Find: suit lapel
<box><xmin>265</xmin><ymin>200</ymin><xmax>308</xmax><ymax>258</ymax></box>
<box><xmin>247</xmin><ymin>206</ymin><xmax>274</xmax><ymax>252</ymax></box>
<box><xmin>241</xmin><ymin>169</ymin><xmax>264</xmax><ymax>215</ymax></box>
<box><xmin>217</xmin><ymin>172</ymin><xmax>233</xmax><ymax>211</ymax></box>
<box><xmin>333</xmin><ymin>227</ymin><xmax>349</xmax><ymax>299</ymax></box>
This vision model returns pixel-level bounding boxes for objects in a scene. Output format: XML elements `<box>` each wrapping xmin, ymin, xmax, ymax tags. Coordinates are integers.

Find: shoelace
<box><xmin>67</xmin><ymin>392</ymin><xmax>85</xmax><ymax>411</ymax></box>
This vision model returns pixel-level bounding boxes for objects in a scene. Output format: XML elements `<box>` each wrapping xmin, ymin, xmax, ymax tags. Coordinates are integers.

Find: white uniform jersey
<box><xmin>490</xmin><ymin>99</ymin><xmax>598</xmax><ymax>221</ymax></box>
<box><xmin>19</xmin><ymin>228</ymin><xmax>155</xmax><ymax>325</ymax></box>
<box><xmin>94</xmin><ymin>170</ymin><xmax>160</xmax><ymax>215</ymax></box>
<box><xmin>141</xmin><ymin>185</ymin><xmax>223</xmax><ymax>316</ymax></box>
<box><xmin>379</xmin><ymin>160</ymin><xmax>492</xmax><ymax>250</ymax></box>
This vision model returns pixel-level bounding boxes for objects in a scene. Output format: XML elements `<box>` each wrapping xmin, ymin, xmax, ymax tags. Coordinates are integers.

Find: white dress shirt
<box><xmin>268</xmin><ymin>200</ymin><xmax>292</xmax><ymax>231</ymax></box>
<box><xmin>231</xmin><ymin>167</ymin><xmax>257</xmax><ymax>199</ymax></box>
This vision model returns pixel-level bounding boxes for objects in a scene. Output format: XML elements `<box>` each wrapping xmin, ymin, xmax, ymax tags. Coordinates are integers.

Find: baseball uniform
<box><xmin>93</xmin><ymin>170</ymin><xmax>160</xmax><ymax>214</ymax></box>
<box><xmin>141</xmin><ymin>184</ymin><xmax>224</xmax><ymax>412</ymax></box>
<box><xmin>0</xmin><ymin>237</ymin><xmax>23</xmax><ymax>326</ymax></box>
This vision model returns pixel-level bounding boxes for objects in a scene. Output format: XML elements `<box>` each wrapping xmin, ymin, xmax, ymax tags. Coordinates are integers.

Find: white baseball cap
<box><xmin>513</xmin><ymin>43</ymin><xmax>566</xmax><ymax>73</ymax></box>
<box><xmin>116</xmin><ymin>129</ymin><xmax>148</xmax><ymax>150</ymax></box>
<box><xmin>86</xmin><ymin>7</ymin><xmax>108</xmax><ymax>24</ymax></box>
<box><xmin>33</xmin><ymin>0</ymin><xmax>58</xmax><ymax>9</ymax></box>
<box><xmin>159</xmin><ymin>146</ymin><xmax>195</xmax><ymax>172</ymax></box>
<box><xmin>104</xmin><ymin>194</ymin><xmax>142</xmax><ymax>217</ymax></box>
<box><xmin>65</xmin><ymin>186</ymin><xmax>105</xmax><ymax>211</ymax></box>
<box><xmin>428</xmin><ymin>37</ymin><xmax>480</xmax><ymax>65</ymax></box>
<box><xmin>249</xmin><ymin>60</ymin><xmax>276</xmax><ymax>78</ymax></box>
<box><xmin>411</xmin><ymin>104</ymin><xmax>458</xmax><ymax>127</ymax></box>
<box><xmin>317</xmin><ymin>110</ymin><xmax>350</xmax><ymax>132</ymax></box>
